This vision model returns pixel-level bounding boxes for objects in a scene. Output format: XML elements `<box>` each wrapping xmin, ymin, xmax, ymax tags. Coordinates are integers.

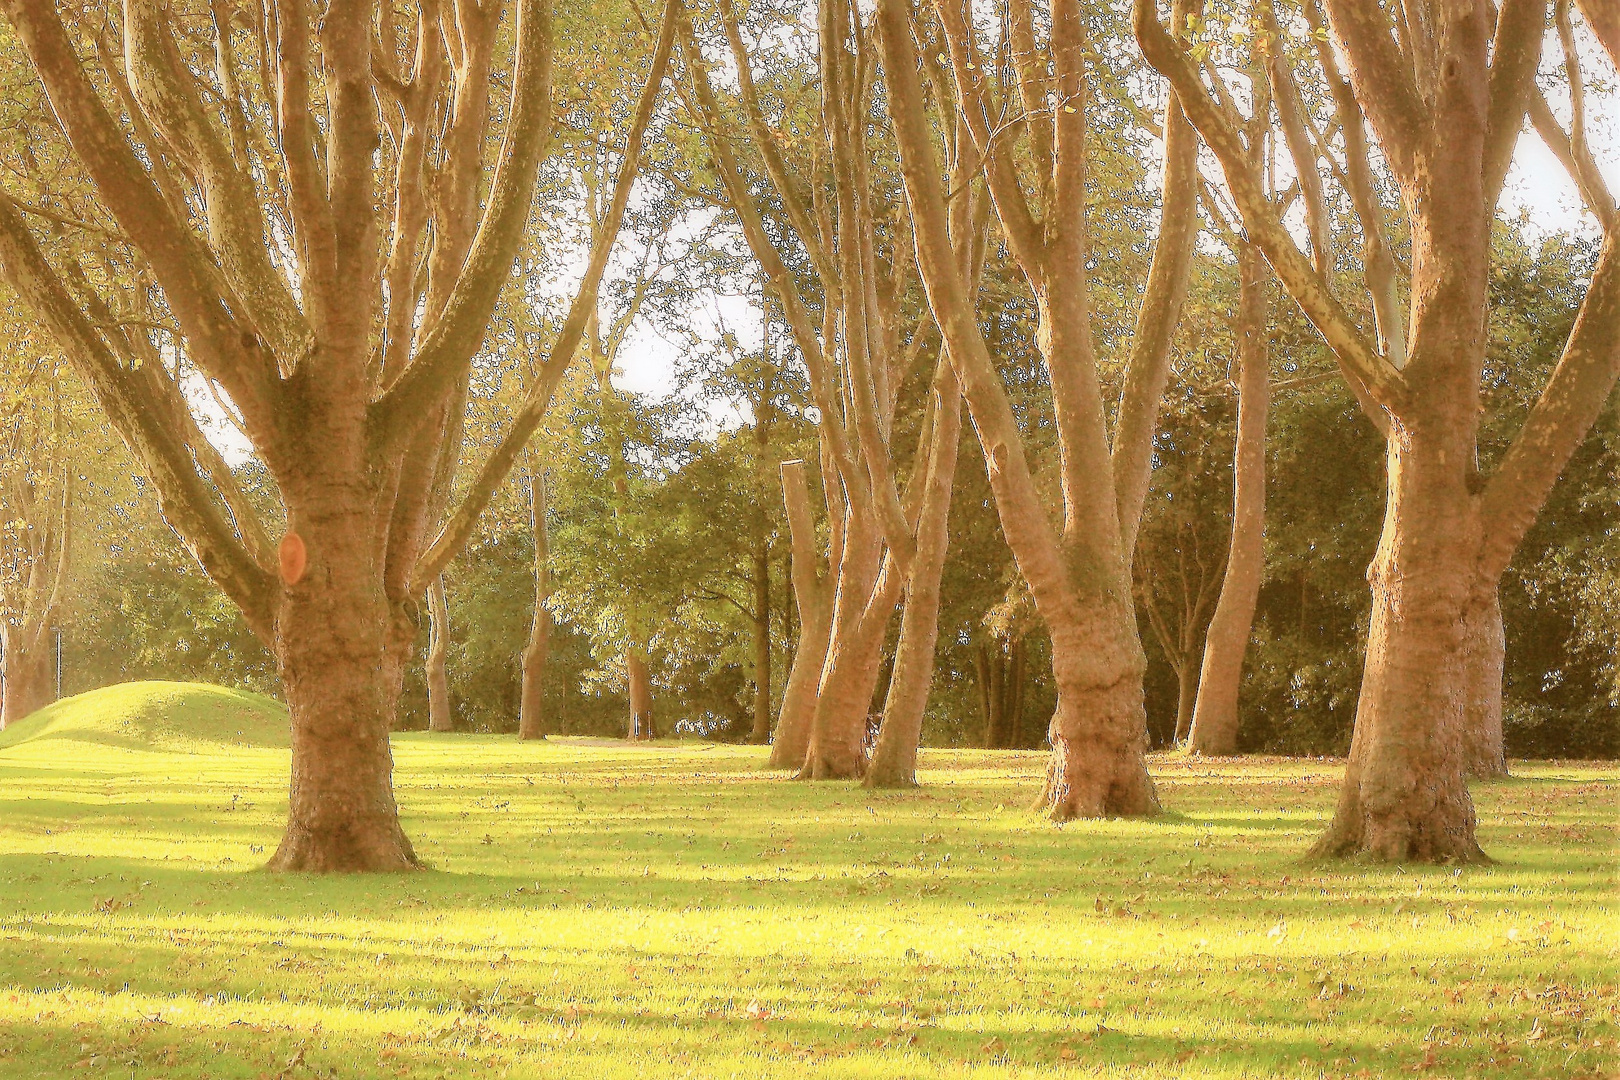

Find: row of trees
<box><xmin>0</xmin><ymin>0</ymin><xmax>1614</xmax><ymax>869</ymax></box>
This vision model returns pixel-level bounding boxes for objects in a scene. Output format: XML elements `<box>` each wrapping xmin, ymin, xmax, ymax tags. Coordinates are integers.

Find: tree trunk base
<box><xmin>1037</xmin><ymin>740</ymin><xmax>1160</xmax><ymax>820</ymax></box>
<box><xmin>266</xmin><ymin>817</ymin><xmax>421</xmax><ymax>873</ymax></box>
<box><xmin>862</xmin><ymin>762</ymin><xmax>918</xmax><ymax>789</ymax></box>
<box><xmin>1307</xmin><ymin>782</ymin><xmax>1490</xmax><ymax>865</ymax></box>
<box><xmin>1035</xmin><ymin>672</ymin><xmax>1161</xmax><ymax>820</ymax></box>
<box><xmin>797</xmin><ymin>751</ymin><xmax>865</xmax><ymax>781</ymax></box>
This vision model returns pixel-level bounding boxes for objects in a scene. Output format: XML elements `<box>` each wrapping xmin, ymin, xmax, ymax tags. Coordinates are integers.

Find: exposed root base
<box><xmin>862</xmin><ymin>772</ymin><xmax>918</xmax><ymax>790</ymax></box>
<box><xmin>1306</xmin><ymin>828</ymin><xmax>1492</xmax><ymax>866</ymax></box>
<box><xmin>796</xmin><ymin>754</ymin><xmax>866</xmax><ymax>781</ymax></box>
<box><xmin>266</xmin><ymin>825</ymin><xmax>422</xmax><ymax>873</ymax></box>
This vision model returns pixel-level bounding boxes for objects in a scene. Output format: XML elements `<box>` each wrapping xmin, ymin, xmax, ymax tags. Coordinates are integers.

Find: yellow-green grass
<box><xmin>0</xmin><ymin>685</ymin><xmax>1613</xmax><ymax>1078</ymax></box>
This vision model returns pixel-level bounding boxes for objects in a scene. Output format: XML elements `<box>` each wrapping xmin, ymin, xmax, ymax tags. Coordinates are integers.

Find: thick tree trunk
<box><xmin>770</xmin><ymin>460</ymin><xmax>830</xmax><ymax>768</ymax></box>
<box><xmin>1311</xmin><ymin>425</ymin><xmax>1488</xmax><ymax>864</ymax></box>
<box><xmin>268</xmin><ymin>526</ymin><xmax>418</xmax><ymax>872</ymax></box>
<box><xmin>865</xmin><ymin>372</ymin><xmax>963</xmax><ymax>788</ymax></box>
<box><xmin>627</xmin><ymin>643</ymin><xmax>655</xmax><ymax>740</ymax></box>
<box><xmin>749</xmin><ymin>542</ymin><xmax>772</xmax><ymax>743</ymax></box>
<box><xmin>519</xmin><ymin>470</ymin><xmax>550</xmax><ymax>741</ymax></box>
<box><xmin>1460</xmin><ymin>585</ymin><xmax>1508</xmax><ymax>779</ymax></box>
<box><xmin>1187</xmin><ymin>245</ymin><xmax>1271</xmax><ymax>756</ymax></box>
<box><xmin>0</xmin><ymin>627</ymin><xmax>52</xmax><ymax>728</ymax></box>
<box><xmin>426</xmin><ymin>575</ymin><xmax>453</xmax><ymax>733</ymax></box>
<box><xmin>1040</xmin><ymin>606</ymin><xmax>1161</xmax><ymax>819</ymax></box>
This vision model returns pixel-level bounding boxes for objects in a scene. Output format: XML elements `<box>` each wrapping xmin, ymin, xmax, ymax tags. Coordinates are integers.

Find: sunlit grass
<box><xmin>0</xmin><ymin>697</ymin><xmax>1614</xmax><ymax>1078</ymax></box>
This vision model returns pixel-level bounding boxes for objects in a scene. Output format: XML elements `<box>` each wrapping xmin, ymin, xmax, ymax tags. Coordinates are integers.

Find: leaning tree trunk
<box><xmin>519</xmin><ymin>469</ymin><xmax>551</xmax><ymax>741</ymax></box>
<box><xmin>0</xmin><ymin>626</ymin><xmax>53</xmax><ymax>727</ymax></box>
<box><xmin>749</xmin><ymin>541</ymin><xmax>772</xmax><ymax>743</ymax></box>
<box><xmin>770</xmin><ymin>462</ymin><xmax>831</xmax><ymax>768</ymax></box>
<box><xmin>798</xmin><ymin>515</ymin><xmax>893</xmax><ymax>780</ymax></box>
<box><xmin>426</xmin><ymin>575</ymin><xmax>453</xmax><ymax>733</ymax></box>
<box><xmin>1187</xmin><ymin>244</ymin><xmax>1271</xmax><ymax>756</ymax></box>
<box><xmin>865</xmin><ymin>371</ymin><xmax>963</xmax><ymax>788</ymax></box>
<box><xmin>1460</xmin><ymin>585</ymin><xmax>1507</xmax><ymax>778</ymax></box>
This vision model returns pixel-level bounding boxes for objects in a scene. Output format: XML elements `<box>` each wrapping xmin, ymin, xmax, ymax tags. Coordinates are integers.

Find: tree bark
<box><xmin>749</xmin><ymin>540</ymin><xmax>772</xmax><ymax>743</ymax></box>
<box><xmin>1460</xmin><ymin>586</ymin><xmax>1507</xmax><ymax>779</ymax></box>
<box><xmin>426</xmin><ymin>575</ymin><xmax>453</xmax><ymax>733</ymax></box>
<box><xmin>1132</xmin><ymin>0</ymin><xmax>1620</xmax><ymax>860</ymax></box>
<box><xmin>1187</xmin><ymin>244</ymin><xmax>1271</xmax><ymax>756</ymax></box>
<box><xmin>1172</xmin><ymin>659</ymin><xmax>1198</xmax><ymax>746</ymax></box>
<box><xmin>874</xmin><ymin>0</ymin><xmax>1166</xmax><ymax>819</ymax></box>
<box><xmin>798</xmin><ymin>516</ymin><xmax>892</xmax><ymax>779</ymax></box>
<box><xmin>770</xmin><ymin>460</ymin><xmax>829</xmax><ymax>768</ymax></box>
<box><xmin>0</xmin><ymin>627</ymin><xmax>52</xmax><ymax>727</ymax></box>
<box><xmin>627</xmin><ymin>642</ymin><xmax>655</xmax><ymax>740</ymax></box>
<box><xmin>519</xmin><ymin>469</ymin><xmax>551</xmax><ymax>740</ymax></box>
<box><xmin>866</xmin><ymin>368</ymin><xmax>964</xmax><ymax>788</ymax></box>
<box><xmin>267</xmin><ymin>509</ymin><xmax>418</xmax><ymax>872</ymax></box>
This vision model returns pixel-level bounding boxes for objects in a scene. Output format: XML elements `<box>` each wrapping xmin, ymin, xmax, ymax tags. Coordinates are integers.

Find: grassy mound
<box><xmin>0</xmin><ymin>680</ymin><xmax>288</xmax><ymax>753</ymax></box>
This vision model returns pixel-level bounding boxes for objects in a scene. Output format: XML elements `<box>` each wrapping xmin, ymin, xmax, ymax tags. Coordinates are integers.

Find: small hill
<box><xmin>0</xmin><ymin>681</ymin><xmax>289</xmax><ymax>754</ymax></box>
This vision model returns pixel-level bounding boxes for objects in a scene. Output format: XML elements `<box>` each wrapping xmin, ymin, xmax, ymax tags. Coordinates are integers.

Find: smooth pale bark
<box><xmin>749</xmin><ymin>541</ymin><xmax>772</xmax><ymax>743</ymax></box>
<box><xmin>1187</xmin><ymin>245</ymin><xmax>1272</xmax><ymax>756</ymax></box>
<box><xmin>1460</xmin><ymin>587</ymin><xmax>1508</xmax><ymax>778</ymax></box>
<box><xmin>519</xmin><ymin>470</ymin><xmax>551</xmax><ymax>741</ymax></box>
<box><xmin>866</xmin><ymin>368</ymin><xmax>964</xmax><ymax>788</ymax></box>
<box><xmin>799</xmin><ymin>517</ymin><xmax>891</xmax><ymax>778</ymax></box>
<box><xmin>771</xmin><ymin>461</ymin><xmax>830</xmax><ymax>768</ymax></box>
<box><xmin>426</xmin><ymin>575</ymin><xmax>453</xmax><ymax>733</ymax></box>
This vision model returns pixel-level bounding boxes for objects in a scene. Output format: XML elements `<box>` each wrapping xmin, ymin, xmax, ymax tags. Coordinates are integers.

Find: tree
<box><xmin>519</xmin><ymin>468</ymin><xmax>552</xmax><ymax>740</ymax></box>
<box><xmin>0</xmin><ymin>349</ymin><xmax>69</xmax><ymax>726</ymax></box>
<box><xmin>1186</xmin><ymin>242</ymin><xmax>1272</xmax><ymax>755</ymax></box>
<box><xmin>876</xmin><ymin>0</ymin><xmax>1202</xmax><ymax>817</ymax></box>
<box><xmin>678</xmin><ymin>0</ymin><xmax>964</xmax><ymax>779</ymax></box>
<box><xmin>0</xmin><ymin>0</ymin><xmax>675</xmax><ymax>869</ymax></box>
<box><xmin>1136</xmin><ymin>0</ymin><xmax>1620</xmax><ymax>859</ymax></box>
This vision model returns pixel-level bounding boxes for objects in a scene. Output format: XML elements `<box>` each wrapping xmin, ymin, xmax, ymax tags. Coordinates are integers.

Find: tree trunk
<box><xmin>798</xmin><ymin>516</ymin><xmax>892</xmax><ymax>779</ymax></box>
<box><xmin>1172</xmin><ymin>660</ymin><xmax>1197</xmax><ymax>745</ymax></box>
<box><xmin>1460</xmin><ymin>585</ymin><xmax>1507</xmax><ymax>779</ymax></box>
<box><xmin>426</xmin><ymin>575</ymin><xmax>453</xmax><ymax>733</ymax></box>
<box><xmin>268</xmin><ymin>523</ymin><xmax>418</xmax><ymax>872</ymax></box>
<box><xmin>866</xmin><ymin>370</ymin><xmax>963</xmax><ymax>788</ymax></box>
<box><xmin>770</xmin><ymin>460</ymin><xmax>830</xmax><ymax>768</ymax></box>
<box><xmin>627</xmin><ymin>642</ymin><xmax>655</xmax><ymax>740</ymax></box>
<box><xmin>0</xmin><ymin>626</ymin><xmax>53</xmax><ymax>728</ymax></box>
<box><xmin>1187</xmin><ymin>244</ymin><xmax>1271</xmax><ymax>756</ymax></box>
<box><xmin>1040</xmin><ymin>606</ymin><xmax>1161</xmax><ymax>819</ymax></box>
<box><xmin>519</xmin><ymin>469</ymin><xmax>550</xmax><ymax>741</ymax></box>
<box><xmin>749</xmin><ymin>540</ymin><xmax>772</xmax><ymax>743</ymax></box>
<box><xmin>1310</xmin><ymin>422</ymin><xmax>1488</xmax><ymax>863</ymax></box>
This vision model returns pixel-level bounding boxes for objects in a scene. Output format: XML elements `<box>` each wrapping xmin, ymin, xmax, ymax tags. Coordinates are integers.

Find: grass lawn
<box><xmin>0</xmin><ymin>683</ymin><xmax>1614</xmax><ymax>1079</ymax></box>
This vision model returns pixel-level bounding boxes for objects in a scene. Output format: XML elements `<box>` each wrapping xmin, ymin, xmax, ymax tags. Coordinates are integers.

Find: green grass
<box><xmin>0</xmin><ymin>684</ymin><xmax>1614</xmax><ymax>1078</ymax></box>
